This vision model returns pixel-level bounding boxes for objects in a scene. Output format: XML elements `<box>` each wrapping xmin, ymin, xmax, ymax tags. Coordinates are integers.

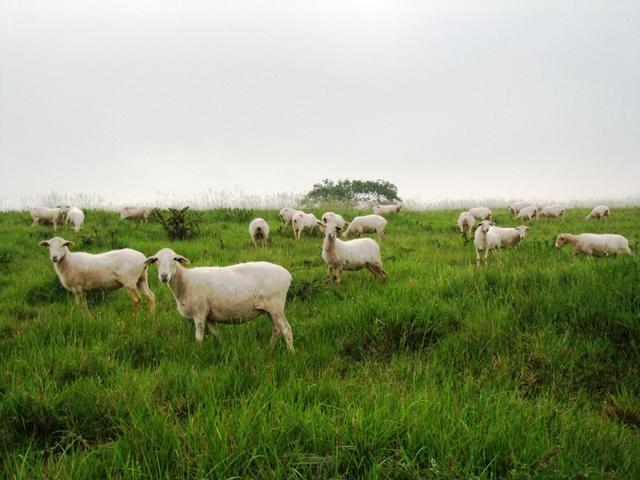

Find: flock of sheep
<box><xmin>31</xmin><ymin>201</ymin><xmax>631</xmax><ymax>350</ymax></box>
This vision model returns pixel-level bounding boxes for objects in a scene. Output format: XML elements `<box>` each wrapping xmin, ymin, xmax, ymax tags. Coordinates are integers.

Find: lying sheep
<box><xmin>342</xmin><ymin>214</ymin><xmax>387</xmax><ymax>241</ymax></box>
<box><xmin>555</xmin><ymin>233</ymin><xmax>631</xmax><ymax>257</ymax></box>
<box><xmin>372</xmin><ymin>204</ymin><xmax>402</xmax><ymax>215</ymax></box>
<box><xmin>508</xmin><ymin>202</ymin><xmax>529</xmax><ymax>218</ymax></box>
<box><xmin>145</xmin><ymin>248</ymin><xmax>294</xmax><ymax>350</ymax></box>
<box><xmin>585</xmin><ymin>205</ymin><xmax>610</xmax><ymax>221</ymax></box>
<box><xmin>31</xmin><ymin>206</ymin><xmax>64</xmax><ymax>230</ymax></box>
<box><xmin>468</xmin><ymin>207</ymin><xmax>492</xmax><ymax>221</ymax></box>
<box><xmin>456</xmin><ymin>211</ymin><xmax>476</xmax><ymax>239</ymax></box>
<box><xmin>120</xmin><ymin>206</ymin><xmax>156</xmax><ymax>222</ymax></box>
<box><xmin>321</xmin><ymin>211</ymin><xmax>347</xmax><ymax>229</ymax></box>
<box><xmin>473</xmin><ymin>220</ymin><xmax>501</xmax><ymax>266</ymax></box>
<box><xmin>517</xmin><ymin>205</ymin><xmax>538</xmax><ymax>221</ymax></box>
<box><xmin>539</xmin><ymin>204</ymin><xmax>565</xmax><ymax>220</ymax></box>
<box><xmin>248</xmin><ymin>218</ymin><xmax>270</xmax><ymax>248</ymax></box>
<box><xmin>39</xmin><ymin>237</ymin><xmax>155</xmax><ymax>310</ymax></box>
<box><xmin>279</xmin><ymin>207</ymin><xmax>301</xmax><ymax>227</ymax></box>
<box><xmin>292</xmin><ymin>211</ymin><xmax>322</xmax><ymax>239</ymax></box>
<box><xmin>322</xmin><ymin>225</ymin><xmax>387</xmax><ymax>284</ymax></box>
<box><xmin>62</xmin><ymin>206</ymin><xmax>85</xmax><ymax>232</ymax></box>
<box><xmin>491</xmin><ymin>225</ymin><xmax>529</xmax><ymax>248</ymax></box>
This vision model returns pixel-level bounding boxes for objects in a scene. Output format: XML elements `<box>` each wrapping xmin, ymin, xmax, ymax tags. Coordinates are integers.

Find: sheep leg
<box><xmin>252</xmin><ymin>238</ymin><xmax>257</xmax><ymax>248</ymax></box>
<box><xmin>475</xmin><ymin>248</ymin><xmax>481</xmax><ymax>267</ymax></box>
<box><xmin>375</xmin><ymin>265</ymin><xmax>388</xmax><ymax>281</ymax></box>
<box><xmin>378</xmin><ymin>230</ymin><xmax>385</xmax><ymax>241</ymax></box>
<box><xmin>335</xmin><ymin>267</ymin><xmax>343</xmax><ymax>284</ymax></box>
<box><xmin>126</xmin><ymin>287</ymin><xmax>142</xmax><ymax>309</ymax></box>
<box><xmin>194</xmin><ymin>316</ymin><xmax>206</xmax><ymax>342</ymax></box>
<box><xmin>269</xmin><ymin>320</ymin><xmax>281</xmax><ymax>347</ymax></box>
<box><xmin>324</xmin><ymin>265</ymin><xmax>333</xmax><ymax>283</ymax></box>
<box><xmin>137</xmin><ymin>272</ymin><xmax>156</xmax><ymax>313</ymax></box>
<box><xmin>53</xmin><ymin>220</ymin><xmax>58</xmax><ymax>231</ymax></box>
<box><xmin>31</xmin><ymin>218</ymin><xmax>39</xmax><ymax>226</ymax></box>
<box><xmin>272</xmin><ymin>313</ymin><xmax>294</xmax><ymax>352</ymax></box>
<box><xmin>73</xmin><ymin>289</ymin><xmax>87</xmax><ymax>308</ymax></box>
<box><xmin>207</xmin><ymin>322</ymin><xmax>221</xmax><ymax>341</ymax></box>
<box><xmin>484</xmin><ymin>248</ymin><xmax>489</xmax><ymax>264</ymax></box>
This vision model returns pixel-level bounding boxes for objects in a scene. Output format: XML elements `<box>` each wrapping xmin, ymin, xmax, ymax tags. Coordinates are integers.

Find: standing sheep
<box><xmin>342</xmin><ymin>214</ymin><xmax>387</xmax><ymax>241</ymax></box>
<box><xmin>292</xmin><ymin>212</ymin><xmax>322</xmax><ymax>239</ymax></box>
<box><xmin>322</xmin><ymin>225</ymin><xmax>387</xmax><ymax>284</ymax></box>
<box><xmin>321</xmin><ymin>212</ymin><xmax>347</xmax><ymax>230</ymax></box>
<box><xmin>145</xmin><ymin>248</ymin><xmax>294</xmax><ymax>350</ymax></box>
<box><xmin>585</xmin><ymin>205</ymin><xmax>610</xmax><ymax>221</ymax></box>
<box><xmin>120</xmin><ymin>206</ymin><xmax>156</xmax><ymax>222</ymax></box>
<box><xmin>517</xmin><ymin>206</ymin><xmax>538</xmax><ymax>221</ymax></box>
<box><xmin>555</xmin><ymin>233</ymin><xmax>631</xmax><ymax>257</ymax></box>
<box><xmin>31</xmin><ymin>206</ymin><xmax>64</xmax><ymax>230</ymax></box>
<box><xmin>248</xmin><ymin>218</ymin><xmax>270</xmax><ymax>248</ymax></box>
<box><xmin>456</xmin><ymin>211</ymin><xmax>476</xmax><ymax>240</ymax></box>
<box><xmin>468</xmin><ymin>207</ymin><xmax>492</xmax><ymax>221</ymax></box>
<box><xmin>507</xmin><ymin>202</ymin><xmax>529</xmax><ymax>218</ymax></box>
<box><xmin>372</xmin><ymin>204</ymin><xmax>402</xmax><ymax>215</ymax></box>
<box><xmin>62</xmin><ymin>206</ymin><xmax>85</xmax><ymax>232</ymax></box>
<box><xmin>473</xmin><ymin>220</ymin><xmax>501</xmax><ymax>266</ymax></box>
<box><xmin>279</xmin><ymin>207</ymin><xmax>301</xmax><ymax>227</ymax></box>
<box><xmin>491</xmin><ymin>225</ymin><xmax>529</xmax><ymax>248</ymax></box>
<box><xmin>39</xmin><ymin>237</ymin><xmax>155</xmax><ymax>310</ymax></box>
<box><xmin>539</xmin><ymin>205</ymin><xmax>565</xmax><ymax>220</ymax></box>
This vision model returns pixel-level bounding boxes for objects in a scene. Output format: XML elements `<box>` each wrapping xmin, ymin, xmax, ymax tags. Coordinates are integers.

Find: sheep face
<box><xmin>516</xmin><ymin>226</ymin><xmax>530</xmax><ymax>239</ymax></box>
<box><xmin>324</xmin><ymin>223</ymin><xmax>341</xmax><ymax>239</ymax></box>
<box><xmin>39</xmin><ymin>237</ymin><xmax>74</xmax><ymax>263</ymax></box>
<box><xmin>479</xmin><ymin>220</ymin><xmax>494</xmax><ymax>233</ymax></box>
<box><xmin>555</xmin><ymin>234</ymin><xmax>568</xmax><ymax>248</ymax></box>
<box><xmin>145</xmin><ymin>248</ymin><xmax>190</xmax><ymax>283</ymax></box>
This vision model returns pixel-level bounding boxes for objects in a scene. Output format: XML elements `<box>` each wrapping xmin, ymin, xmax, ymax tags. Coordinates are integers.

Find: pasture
<box><xmin>0</xmin><ymin>207</ymin><xmax>639</xmax><ymax>479</ymax></box>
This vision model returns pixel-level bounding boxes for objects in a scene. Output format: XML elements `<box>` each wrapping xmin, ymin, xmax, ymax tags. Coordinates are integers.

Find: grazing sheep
<box><xmin>279</xmin><ymin>207</ymin><xmax>302</xmax><ymax>227</ymax></box>
<box><xmin>585</xmin><ymin>205</ymin><xmax>610</xmax><ymax>221</ymax></box>
<box><xmin>492</xmin><ymin>225</ymin><xmax>529</xmax><ymax>248</ymax></box>
<box><xmin>31</xmin><ymin>206</ymin><xmax>64</xmax><ymax>230</ymax></box>
<box><xmin>555</xmin><ymin>233</ymin><xmax>631</xmax><ymax>257</ymax></box>
<box><xmin>120</xmin><ymin>206</ymin><xmax>156</xmax><ymax>222</ymax></box>
<box><xmin>62</xmin><ymin>206</ymin><xmax>85</xmax><ymax>232</ymax></box>
<box><xmin>539</xmin><ymin>204</ymin><xmax>565</xmax><ymax>220</ymax></box>
<box><xmin>456</xmin><ymin>211</ymin><xmax>476</xmax><ymax>239</ymax></box>
<box><xmin>39</xmin><ymin>237</ymin><xmax>155</xmax><ymax>310</ymax></box>
<box><xmin>145</xmin><ymin>248</ymin><xmax>294</xmax><ymax>350</ymax></box>
<box><xmin>473</xmin><ymin>220</ymin><xmax>501</xmax><ymax>266</ymax></box>
<box><xmin>517</xmin><ymin>206</ymin><xmax>538</xmax><ymax>221</ymax></box>
<box><xmin>292</xmin><ymin>211</ymin><xmax>322</xmax><ymax>239</ymax></box>
<box><xmin>248</xmin><ymin>218</ymin><xmax>270</xmax><ymax>248</ymax></box>
<box><xmin>321</xmin><ymin>211</ymin><xmax>347</xmax><ymax>229</ymax></box>
<box><xmin>322</xmin><ymin>225</ymin><xmax>387</xmax><ymax>284</ymax></box>
<box><xmin>468</xmin><ymin>207</ymin><xmax>492</xmax><ymax>221</ymax></box>
<box><xmin>507</xmin><ymin>202</ymin><xmax>529</xmax><ymax>218</ymax></box>
<box><xmin>372</xmin><ymin>204</ymin><xmax>402</xmax><ymax>215</ymax></box>
<box><xmin>342</xmin><ymin>214</ymin><xmax>387</xmax><ymax>241</ymax></box>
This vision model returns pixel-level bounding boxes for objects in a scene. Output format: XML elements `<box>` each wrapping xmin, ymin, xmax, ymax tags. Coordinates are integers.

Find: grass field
<box><xmin>1</xmin><ymin>207</ymin><xmax>639</xmax><ymax>479</ymax></box>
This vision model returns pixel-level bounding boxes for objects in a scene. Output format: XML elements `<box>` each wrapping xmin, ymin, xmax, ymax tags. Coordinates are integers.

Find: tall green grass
<box><xmin>1</xmin><ymin>207</ymin><xmax>638</xmax><ymax>479</ymax></box>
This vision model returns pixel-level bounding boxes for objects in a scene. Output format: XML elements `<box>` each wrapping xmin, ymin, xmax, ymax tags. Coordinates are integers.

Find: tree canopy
<box><xmin>303</xmin><ymin>179</ymin><xmax>401</xmax><ymax>205</ymax></box>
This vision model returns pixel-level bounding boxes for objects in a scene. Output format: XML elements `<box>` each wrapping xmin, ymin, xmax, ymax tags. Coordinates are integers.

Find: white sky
<box><xmin>1</xmin><ymin>1</ymin><xmax>639</xmax><ymax>206</ymax></box>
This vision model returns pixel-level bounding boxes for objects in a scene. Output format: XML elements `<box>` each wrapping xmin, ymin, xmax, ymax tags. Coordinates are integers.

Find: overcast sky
<box><xmin>1</xmin><ymin>0</ymin><xmax>639</xmax><ymax>207</ymax></box>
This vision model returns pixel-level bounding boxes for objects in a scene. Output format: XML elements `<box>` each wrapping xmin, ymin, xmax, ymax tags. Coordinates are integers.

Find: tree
<box><xmin>303</xmin><ymin>179</ymin><xmax>401</xmax><ymax>205</ymax></box>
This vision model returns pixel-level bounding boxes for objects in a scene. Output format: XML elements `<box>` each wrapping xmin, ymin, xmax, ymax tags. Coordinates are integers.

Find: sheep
<box><xmin>31</xmin><ymin>206</ymin><xmax>64</xmax><ymax>230</ymax></box>
<box><xmin>456</xmin><ymin>211</ymin><xmax>476</xmax><ymax>240</ymax></box>
<box><xmin>292</xmin><ymin>211</ymin><xmax>322</xmax><ymax>239</ymax></box>
<box><xmin>491</xmin><ymin>225</ymin><xmax>529</xmax><ymax>248</ymax></box>
<box><xmin>248</xmin><ymin>218</ymin><xmax>270</xmax><ymax>248</ymax></box>
<box><xmin>39</xmin><ymin>236</ymin><xmax>155</xmax><ymax>310</ymax></box>
<box><xmin>473</xmin><ymin>220</ymin><xmax>501</xmax><ymax>266</ymax></box>
<box><xmin>342</xmin><ymin>214</ymin><xmax>387</xmax><ymax>241</ymax></box>
<box><xmin>321</xmin><ymin>211</ymin><xmax>347</xmax><ymax>229</ymax></box>
<box><xmin>372</xmin><ymin>204</ymin><xmax>402</xmax><ymax>215</ymax></box>
<box><xmin>145</xmin><ymin>248</ymin><xmax>294</xmax><ymax>349</ymax></box>
<box><xmin>279</xmin><ymin>207</ymin><xmax>302</xmax><ymax>227</ymax></box>
<box><xmin>585</xmin><ymin>205</ymin><xmax>610</xmax><ymax>221</ymax></box>
<box><xmin>539</xmin><ymin>204</ymin><xmax>565</xmax><ymax>220</ymax></box>
<box><xmin>61</xmin><ymin>206</ymin><xmax>85</xmax><ymax>232</ymax></box>
<box><xmin>468</xmin><ymin>207</ymin><xmax>492</xmax><ymax>221</ymax></box>
<box><xmin>120</xmin><ymin>206</ymin><xmax>156</xmax><ymax>222</ymax></box>
<box><xmin>516</xmin><ymin>205</ymin><xmax>538</xmax><ymax>221</ymax></box>
<box><xmin>555</xmin><ymin>233</ymin><xmax>631</xmax><ymax>257</ymax></box>
<box><xmin>322</xmin><ymin>225</ymin><xmax>387</xmax><ymax>284</ymax></box>
<box><xmin>507</xmin><ymin>202</ymin><xmax>529</xmax><ymax>218</ymax></box>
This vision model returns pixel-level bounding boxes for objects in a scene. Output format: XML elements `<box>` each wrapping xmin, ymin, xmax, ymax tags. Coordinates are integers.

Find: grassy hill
<box><xmin>1</xmin><ymin>207</ymin><xmax>639</xmax><ymax>479</ymax></box>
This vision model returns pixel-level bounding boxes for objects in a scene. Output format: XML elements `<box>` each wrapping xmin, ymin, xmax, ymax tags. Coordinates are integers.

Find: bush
<box><xmin>153</xmin><ymin>207</ymin><xmax>203</xmax><ymax>241</ymax></box>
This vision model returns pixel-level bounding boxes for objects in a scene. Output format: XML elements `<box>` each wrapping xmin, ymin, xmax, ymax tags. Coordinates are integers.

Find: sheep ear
<box><xmin>39</xmin><ymin>240</ymin><xmax>50</xmax><ymax>247</ymax></box>
<box><xmin>63</xmin><ymin>241</ymin><xmax>74</xmax><ymax>247</ymax></box>
<box><xmin>175</xmin><ymin>256</ymin><xmax>190</xmax><ymax>265</ymax></box>
<box><xmin>144</xmin><ymin>256</ymin><xmax>158</xmax><ymax>265</ymax></box>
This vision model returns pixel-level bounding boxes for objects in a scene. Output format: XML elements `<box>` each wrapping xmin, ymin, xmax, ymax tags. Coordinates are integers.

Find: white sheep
<box><xmin>456</xmin><ymin>211</ymin><xmax>476</xmax><ymax>239</ymax></box>
<box><xmin>248</xmin><ymin>218</ymin><xmax>270</xmax><ymax>248</ymax></box>
<box><xmin>39</xmin><ymin>237</ymin><xmax>155</xmax><ymax>310</ymax></box>
<box><xmin>555</xmin><ymin>233</ymin><xmax>631</xmax><ymax>257</ymax></box>
<box><xmin>473</xmin><ymin>220</ymin><xmax>501</xmax><ymax>266</ymax></box>
<box><xmin>279</xmin><ymin>207</ymin><xmax>302</xmax><ymax>227</ymax></box>
<box><xmin>491</xmin><ymin>225</ymin><xmax>529</xmax><ymax>248</ymax></box>
<box><xmin>539</xmin><ymin>204</ymin><xmax>565</xmax><ymax>220</ymax></box>
<box><xmin>468</xmin><ymin>207</ymin><xmax>492</xmax><ymax>221</ymax></box>
<box><xmin>321</xmin><ymin>211</ymin><xmax>347</xmax><ymax>229</ymax></box>
<box><xmin>62</xmin><ymin>206</ymin><xmax>85</xmax><ymax>232</ymax></box>
<box><xmin>585</xmin><ymin>205</ymin><xmax>610</xmax><ymax>221</ymax></box>
<box><xmin>372</xmin><ymin>204</ymin><xmax>402</xmax><ymax>215</ymax></box>
<box><xmin>322</xmin><ymin>225</ymin><xmax>387</xmax><ymax>284</ymax></box>
<box><xmin>145</xmin><ymin>248</ymin><xmax>294</xmax><ymax>349</ymax></box>
<box><xmin>31</xmin><ymin>206</ymin><xmax>64</xmax><ymax>230</ymax></box>
<box><xmin>292</xmin><ymin>211</ymin><xmax>322</xmax><ymax>239</ymax></box>
<box><xmin>517</xmin><ymin>205</ymin><xmax>538</xmax><ymax>221</ymax></box>
<box><xmin>120</xmin><ymin>206</ymin><xmax>156</xmax><ymax>222</ymax></box>
<box><xmin>507</xmin><ymin>202</ymin><xmax>529</xmax><ymax>218</ymax></box>
<box><xmin>342</xmin><ymin>214</ymin><xmax>387</xmax><ymax>241</ymax></box>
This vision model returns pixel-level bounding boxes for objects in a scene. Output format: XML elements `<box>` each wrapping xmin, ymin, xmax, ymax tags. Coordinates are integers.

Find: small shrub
<box><xmin>153</xmin><ymin>207</ymin><xmax>203</xmax><ymax>241</ymax></box>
